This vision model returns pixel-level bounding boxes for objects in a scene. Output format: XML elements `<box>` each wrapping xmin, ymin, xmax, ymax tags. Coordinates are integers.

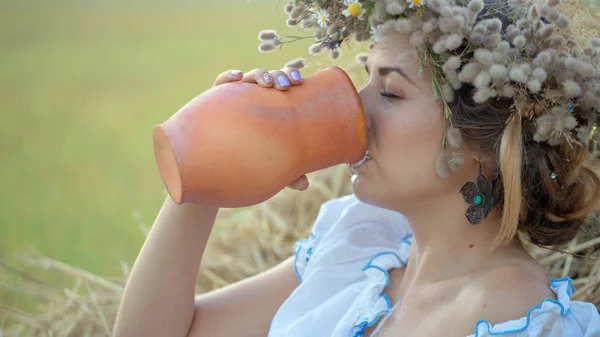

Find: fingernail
<box><xmin>263</xmin><ymin>73</ymin><xmax>274</xmax><ymax>83</ymax></box>
<box><xmin>231</xmin><ymin>70</ymin><xmax>242</xmax><ymax>76</ymax></box>
<box><xmin>291</xmin><ymin>71</ymin><xmax>302</xmax><ymax>81</ymax></box>
<box><xmin>277</xmin><ymin>75</ymin><xmax>291</xmax><ymax>87</ymax></box>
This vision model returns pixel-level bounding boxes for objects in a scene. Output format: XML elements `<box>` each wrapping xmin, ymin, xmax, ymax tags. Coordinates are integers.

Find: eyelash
<box><xmin>380</xmin><ymin>91</ymin><xmax>402</xmax><ymax>99</ymax></box>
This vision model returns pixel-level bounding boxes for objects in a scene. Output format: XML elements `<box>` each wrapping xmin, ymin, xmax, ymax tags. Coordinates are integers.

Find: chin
<box><xmin>351</xmin><ymin>169</ymin><xmax>408</xmax><ymax>212</ymax></box>
<box><xmin>351</xmin><ymin>173</ymin><xmax>381</xmax><ymax>207</ymax></box>
<box><xmin>349</xmin><ymin>156</ymin><xmax>387</xmax><ymax>208</ymax></box>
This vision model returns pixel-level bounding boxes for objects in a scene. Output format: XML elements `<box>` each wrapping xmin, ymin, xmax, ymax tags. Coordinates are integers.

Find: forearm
<box><xmin>113</xmin><ymin>196</ymin><xmax>219</xmax><ymax>337</ymax></box>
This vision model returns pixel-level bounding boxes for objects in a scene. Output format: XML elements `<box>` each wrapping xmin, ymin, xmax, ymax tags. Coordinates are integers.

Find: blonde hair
<box><xmin>496</xmin><ymin>113</ymin><xmax>523</xmax><ymax>246</ymax></box>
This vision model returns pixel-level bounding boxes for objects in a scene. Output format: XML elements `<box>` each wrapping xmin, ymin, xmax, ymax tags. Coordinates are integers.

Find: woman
<box><xmin>113</xmin><ymin>0</ymin><xmax>600</xmax><ymax>336</ymax></box>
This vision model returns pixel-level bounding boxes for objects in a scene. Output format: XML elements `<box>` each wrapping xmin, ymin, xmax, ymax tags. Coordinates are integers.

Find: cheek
<box><xmin>377</xmin><ymin>99</ymin><xmax>444</xmax><ymax>158</ymax></box>
<box><xmin>374</xmin><ymin>99</ymin><xmax>445</xmax><ymax>189</ymax></box>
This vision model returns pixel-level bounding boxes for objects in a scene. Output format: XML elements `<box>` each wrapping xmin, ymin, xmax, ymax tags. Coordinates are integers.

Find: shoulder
<box><xmin>461</xmin><ymin>262</ymin><xmax>555</xmax><ymax>325</ymax></box>
<box><xmin>457</xmin><ymin>266</ymin><xmax>600</xmax><ymax>336</ymax></box>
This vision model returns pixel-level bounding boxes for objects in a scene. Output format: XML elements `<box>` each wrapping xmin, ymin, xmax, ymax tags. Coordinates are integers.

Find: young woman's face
<box><xmin>352</xmin><ymin>31</ymin><xmax>477</xmax><ymax>212</ymax></box>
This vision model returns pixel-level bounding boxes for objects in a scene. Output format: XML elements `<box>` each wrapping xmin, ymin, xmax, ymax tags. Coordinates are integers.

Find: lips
<box><xmin>348</xmin><ymin>150</ymin><xmax>372</xmax><ymax>174</ymax></box>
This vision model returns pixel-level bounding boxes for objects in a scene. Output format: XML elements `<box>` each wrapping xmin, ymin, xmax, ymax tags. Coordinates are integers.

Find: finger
<box><xmin>288</xmin><ymin>175</ymin><xmax>309</xmax><ymax>191</ymax></box>
<box><xmin>282</xmin><ymin>67</ymin><xmax>303</xmax><ymax>86</ymax></box>
<box><xmin>213</xmin><ymin>69</ymin><xmax>243</xmax><ymax>87</ymax></box>
<box><xmin>269</xmin><ymin>70</ymin><xmax>293</xmax><ymax>91</ymax></box>
<box><xmin>240</xmin><ymin>68</ymin><xmax>275</xmax><ymax>88</ymax></box>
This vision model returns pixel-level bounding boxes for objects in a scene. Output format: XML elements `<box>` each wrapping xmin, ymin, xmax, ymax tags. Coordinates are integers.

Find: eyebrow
<box><xmin>365</xmin><ymin>65</ymin><xmax>417</xmax><ymax>88</ymax></box>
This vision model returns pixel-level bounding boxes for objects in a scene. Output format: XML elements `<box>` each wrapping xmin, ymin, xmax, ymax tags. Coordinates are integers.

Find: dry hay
<box><xmin>0</xmin><ymin>164</ymin><xmax>599</xmax><ymax>337</ymax></box>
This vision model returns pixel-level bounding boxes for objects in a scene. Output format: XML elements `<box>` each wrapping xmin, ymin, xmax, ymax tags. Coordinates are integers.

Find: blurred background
<box><xmin>1</xmin><ymin>0</ymin><xmax>600</xmax><ymax>333</ymax></box>
<box><xmin>0</xmin><ymin>0</ymin><xmax>371</xmax><ymax>314</ymax></box>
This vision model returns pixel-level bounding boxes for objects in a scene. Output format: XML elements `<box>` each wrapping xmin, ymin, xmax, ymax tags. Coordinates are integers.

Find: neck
<box><xmin>395</xmin><ymin>194</ymin><xmax>525</xmax><ymax>287</ymax></box>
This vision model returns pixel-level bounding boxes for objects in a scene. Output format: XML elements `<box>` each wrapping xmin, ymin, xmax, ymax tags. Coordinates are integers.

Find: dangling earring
<box><xmin>459</xmin><ymin>164</ymin><xmax>494</xmax><ymax>225</ymax></box>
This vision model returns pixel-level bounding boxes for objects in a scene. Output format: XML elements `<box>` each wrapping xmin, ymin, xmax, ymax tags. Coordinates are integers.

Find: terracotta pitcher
<box><xmin>153</xmin><ymin>66</ymin><xmax>368</xmax><ymax>208</ymax></box>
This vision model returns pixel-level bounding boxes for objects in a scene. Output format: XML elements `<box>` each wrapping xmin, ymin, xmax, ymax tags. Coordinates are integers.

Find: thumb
<box><xmin>288</xmin><ymin>175</ymin><xmax>309</xmax><ymax>191</ymax></box>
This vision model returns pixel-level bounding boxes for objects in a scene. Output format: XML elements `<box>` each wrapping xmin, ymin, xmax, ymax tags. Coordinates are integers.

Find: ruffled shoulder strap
<box><xmin>470</xmin><ymin>277</ymin><xmax>600</xmax><ymax>337</ymax></box>
<box><xmin>292</xmin><ymin>194</ymin><xmax>411</xmax><ymax>284</ymax></box>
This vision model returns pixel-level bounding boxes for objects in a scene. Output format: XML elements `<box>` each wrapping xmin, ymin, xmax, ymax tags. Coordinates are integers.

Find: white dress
<box><xmin>267</xmin><ymin>194</ymin><xmax>600</xmax><ymax>337</ymax></box>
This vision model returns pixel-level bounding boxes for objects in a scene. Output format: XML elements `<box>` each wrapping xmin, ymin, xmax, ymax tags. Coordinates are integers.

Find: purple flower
<box><xmin>323</xmin><ymin>36</ymin><xmax>344</xmax><ymax>50</ymax></box>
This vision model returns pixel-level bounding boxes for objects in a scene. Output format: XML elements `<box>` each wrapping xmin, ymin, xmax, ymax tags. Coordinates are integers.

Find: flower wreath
<box><xmin>256</xmin><ymin>0</ymin><xmax>600</xmax><ymax>175</ymax></box>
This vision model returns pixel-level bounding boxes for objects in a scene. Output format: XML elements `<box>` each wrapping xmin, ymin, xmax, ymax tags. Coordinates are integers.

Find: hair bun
<box><xmin>520</xmin><ymin>140</ymin><xmax>600</xmax><ymax>246</ymax></box>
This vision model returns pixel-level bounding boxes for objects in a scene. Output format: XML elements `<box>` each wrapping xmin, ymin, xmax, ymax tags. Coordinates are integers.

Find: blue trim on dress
<box><xmin>292</xmin><ymin>232</ymin><xmax>318</xmax><ymax>285</ymax></box>
<box><xmin>351</xmin><ymin>233</ymin><xmax>413</xmax><ymax>336</ymax></box>
<box><xmin>361</xmin><ymin>265</ymin><xmax>391</xmax><ymax>288</ymax></box>
<box><xmin>352</xmin><ymin>254</ymin><xmax>397</xmax><ymax>336</ymax></box>
<box><xmin>472</xmin><ymin>277</ymin><xmax>574</xmax><ymax>336</ymax></box>
<box><xmin>383</xmin><ymin>293</ymin><xmax>391</xmax><ymax>308</ymax></box>
<box><xmin>362</xmin><ymin>251</ymin><xmax>408</xmax><ymax>268</ymax></box>
<box><xmin>365</xmin><ymin>294</ymin><xmax>393</xmax><ymax>325</ymax></box>
<box><xmin>292</xmin><ymin>238</ymin><xmax>308</xmax><ymax>284</ymax></box>
<box><xmin>550</xmin><ymin>276</ymin><xmax>575</xmax><ymax>296</ymax></box>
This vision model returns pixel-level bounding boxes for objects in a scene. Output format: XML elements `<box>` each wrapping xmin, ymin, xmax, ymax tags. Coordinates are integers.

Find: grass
<box><xmin>0</xmin><ymin>0</ymin><xmax>368</xmax><ymax>311</ymax></box>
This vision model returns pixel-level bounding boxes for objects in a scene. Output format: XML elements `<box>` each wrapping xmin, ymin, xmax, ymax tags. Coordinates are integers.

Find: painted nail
<box><xmin>263</xmin><ymin>72</ymin><xmax>274</xmax><ymax>83</ymax></box>
<box><xmin>291</xmin><ymin>71</ymin><xmax>302</xmax><ymax>81</ymax></box>
<box><xmin>277</xmin><ymin>75</ymin><xmax>291</xmax><ymax>87</ymax></box>
<box><xmin>231</xmin><ymin>70</ymin><xmax>242</xmax><ymax>76</ymax></box>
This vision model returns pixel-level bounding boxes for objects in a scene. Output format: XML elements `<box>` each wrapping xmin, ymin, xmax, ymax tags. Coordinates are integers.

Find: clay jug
<box><xmin>153</xmin><ymin>66</ymin><xmax>368</xmax><ymax>208</ymax></box>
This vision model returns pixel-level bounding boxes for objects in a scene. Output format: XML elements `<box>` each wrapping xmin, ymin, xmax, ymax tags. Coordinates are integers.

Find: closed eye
<box><xmin>380</xmin><ymin>91</ymin><xmax>401</xmax><ymax>99</ymax></box>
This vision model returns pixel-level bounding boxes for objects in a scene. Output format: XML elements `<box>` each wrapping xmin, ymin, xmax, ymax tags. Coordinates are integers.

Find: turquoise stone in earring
<box><xmin>459</xmin><ymin>164</ymin><xmax>494</xmax><ymax>225</ymax></box>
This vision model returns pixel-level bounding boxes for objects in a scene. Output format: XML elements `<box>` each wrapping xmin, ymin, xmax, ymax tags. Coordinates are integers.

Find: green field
<box><xmin>0</xmin><ymin>0</ymin><xmax>371</xmax><ymax>311</ymax></box>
